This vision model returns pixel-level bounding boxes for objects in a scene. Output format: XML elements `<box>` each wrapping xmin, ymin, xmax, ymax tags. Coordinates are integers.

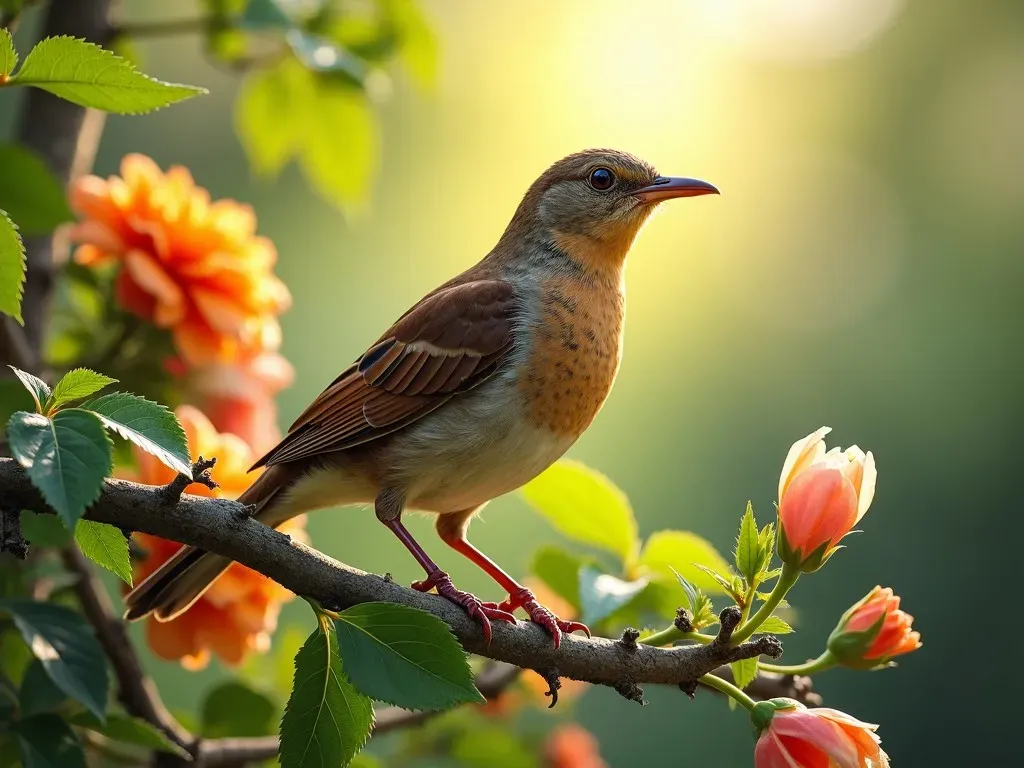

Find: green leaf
<box><xmin>730</xmin><ymin>657</ymin><xmax>759</xmax><ymax>691</ymax></box>
<box><xmin>18</xmin><ymin>659</ymin><xmax>67</xmax><ymax>718</ymax></box>
<box><xmin>0</xmin><ymin>209</ymin><xmax>25</xmax><ymax>323</ymax></box>
<box><xmin>1</xmin><ymin>28</ymin><xmax>16</xmax><ymax>76</ymax></box>
<box><xmin>577</xmin><ymin>567</ymin><xmax>648</xmax><ymax>626</ymax></box>
<box><xmin>82</xmin><ymin>392</ymin><xmax>191</xmax><ymax>477</ymax></box>
<box><xmin>529</xmin><ymin>546</ymin><xmax>583</xmax><ymax>611</ymax></box>
<box><xmin>14</xmin><ymin>714</ymin><xmax>86</xmax><ymax>768</ymax></box>
<box><xmin>201</xmin><ymin>680</ymin><xmax>276</xmax><ymax>737</ymax></box>
<box><xmin>452</xmin><ymin>725</ymin><xmax>535</xmax><ymax>768</ymax></box>
<box><xmin>8</xmin><ymin>366</ymin><xmax>49</xmax><ymax>412</ymax></box>
<box><xmin>19</xmin><ymin>511</ymin><xmax>72</xmax><ymax>547</ymax></box>
<box><xmin>46</xmin><ymin>369</ymin><xmax>117</xmax><ymax>413</ymax></box>
<box><xmin>0</xmin><ymin>145</ymin><xmax>74</xmax><ymax>236</ymax></box>
<box><xmin>757</xmin><ymin>523</ymin><xmax>776</xmax><ymax>576</ymax></box>
<box><xmin>334</xmin><ymin>602</ymin><xmax>483</xmax><ymax>710</ymax></box>
<box><xmin>70</xmin><ymin>712</ymin><xmax>191</xmax><ymax>759</ymax></box>
<box><xmin>7</xmin><ymin>409</ymin><xmax>112</xmax><ymax>527</ymax></box>
<box><xmin>235</xmin><ymin>59</ymin><xmax>306</xmax><ymax>177</ymax></box>
<box><xmin>279</xmin><ymin>624</ymin><xmax>373</xmax><ymax>768</ymax></box>
<box><xmin>521</xmin><ymin>460</ymin><xmax>640</xmax><ymax>566</ymax></box>
<box><xmin>240</xmin><ymin>0</ymin><xmax>291</xmax><ymax>29</ymax></box>
<box><xmin>639</xmin><ymin>530</ymin><xmax>733</xmax><ymax>595</ymax></box>
<box><xmin>735</xmin><ymin>501</ymin><xmax>759</xmax><ymax>582</ymax></box>
<box><xmin>13</xmin><ymin>36</ymin><xmax>206</xmax><ymax>114</ymax></box>
<box><xmin>74</xmin><ymin>520</ymin><xmax>132</xmax><ymax>585</ymax></box>
<box><xmin>0</xmin><ymin>600</ymin><xmax>109</xmax><ymax>720</ymax></box>
<box><xmin>383</xmin><ymin>0</ymin><xmax>438</xmax><ymax>91</ymax></box>
<box><xmin>755</xmin><ymin>616</ymin><xmax>794</xmax><ymax>635</ymax></box>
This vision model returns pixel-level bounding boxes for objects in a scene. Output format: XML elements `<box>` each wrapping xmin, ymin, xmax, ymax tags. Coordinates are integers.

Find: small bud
<box><xmin>827</xmin><ymin>586</ymin><xmax>921</xmax><ymax>669</ymax></box>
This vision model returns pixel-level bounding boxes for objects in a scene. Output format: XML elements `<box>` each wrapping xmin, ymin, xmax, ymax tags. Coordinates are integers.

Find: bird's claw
<box><xmin>486</xmin><ymin>587</ymin><xmax>591</xmax><ymax>649</ymax></box>
<box><xmin>411</xmin><ymin>570</ymin><xmax>516</xmax><ymax>645</ymax></box>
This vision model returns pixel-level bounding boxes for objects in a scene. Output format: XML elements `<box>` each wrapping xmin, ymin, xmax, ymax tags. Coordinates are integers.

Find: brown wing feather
<box><xmin>250</xmin><ymin>280</ymin><xmax>516</xmax><ymax>470</ymax></box>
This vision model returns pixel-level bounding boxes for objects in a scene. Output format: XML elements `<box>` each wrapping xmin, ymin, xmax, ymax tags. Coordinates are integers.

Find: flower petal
<box><xmin>779</xmin><ymin>427</ymin><xmax>832</xmax><ymax>501</ymax></box>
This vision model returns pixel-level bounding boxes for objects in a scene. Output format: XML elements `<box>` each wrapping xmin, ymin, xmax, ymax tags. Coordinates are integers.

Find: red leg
<box><xmin>436</xmin><ymin>513</ymin><xmax>590</xmax><ymax>649</ymax></box>
<box><xmin>379</xmin><ymin>516</ymin><xmax>516</xmax><ymax>644</ymax></box>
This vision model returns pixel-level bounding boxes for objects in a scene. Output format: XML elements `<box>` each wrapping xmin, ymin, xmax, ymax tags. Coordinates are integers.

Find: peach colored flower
<box><xmin>777</xmin><ymin>427</ymin><xmax>876</xmax><ymax>571</ymax></box>
<box><xmin>544</xmin><ymin>724</ymin><xmax>608</xmax><ymax>768</ymax></box>
<box><xmin>124</xmin><ymin>406</ymin><xmax>305</xmax><ymax>669</ymax></box>
<box><xmin>828</xmin><ymin>586</ymin><xmax>921</xmax><ymax>667</ymax></box>
<box><xmin>753</xmin><ymin>701</ymin><xmax>889</xmax><ymax>768</ymax></box>
<box><xmin>69</xmin><ymin>154</ymin><xmax>290</xmax><ymax>368</ymax></box>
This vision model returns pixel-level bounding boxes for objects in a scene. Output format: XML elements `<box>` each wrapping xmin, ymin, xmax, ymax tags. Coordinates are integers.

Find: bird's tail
<box><xmin>123</xmin><ymin>463</ymin><xmax>297</xmax><ymax>623</ymax></box>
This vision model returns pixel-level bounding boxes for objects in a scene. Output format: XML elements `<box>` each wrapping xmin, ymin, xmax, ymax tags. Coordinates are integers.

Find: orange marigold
<box><xmin>69</xmin><ymin>154</ymin><xmax>291</xmax><ymax>368</ymax></box>
<box><xmin>124</xmin><ymin>405</ymin><xmax>305</xmax><ymax>670</ymax></box>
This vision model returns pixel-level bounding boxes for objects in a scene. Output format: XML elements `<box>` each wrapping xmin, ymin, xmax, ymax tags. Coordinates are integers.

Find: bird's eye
<box><xmin>589</xmin><ymin>167</ymin><xmax>615</xmax><ymax>191</ymax></box>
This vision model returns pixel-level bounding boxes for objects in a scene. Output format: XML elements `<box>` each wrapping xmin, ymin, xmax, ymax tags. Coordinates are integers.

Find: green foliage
<box><xmin>0</xmin><ymin>600</ymin><xmax>109</xmax><ymax>720</ymax></box>
<box><xmin>8</xmin><ymin>367</ymin><xmax>49</xmax><ymax>412</ymax></box>
<box><xmin>730</xmin><ymin>657</ymin><xmax>759</xmax><ymax>691</ymax></box>
<box><xmin>82</xmin><ymin>392</ymin><xmax>192</xmax><ymax>477</ymax></box>
<box><xmin>201</xmin><ymin>681</ymin><xmax>277</xmax><ymax>737</ymax></box>
<box><xmin>451</xmin><ymin>725</ymin><xmax>536</xmax><ymax>768</ymax></box>
<box><xmin>734</xmin><ymin>502</ymin><xmax>760</xmax><ymax>582</ymax></box>
<box><xmin>0</xmin><ymin>145</ymin><xmax>74</xmax><ymax>236</ymax></box>
<box><xmin>18</xmin><ymin>660</ymin><xmax>67</xmax><ymax>719</ymax></box>
<box><xmin>521</xmin><ymin>460</ymin><xmax>639</xmax><ymax>567</ymax></box>
<box><xmin>638</xmin><ymin>530</ymin><xmax>732</xmax><ymax>595</ymax></box>
<box><xmin>12</xmin><ymin>714</ymin><xmax>86</xmax><ymax>768</ymax></box>
<box><xmin>0</xmin><ymin>28</ymin><xmax>15</xmax><ymax>75</ymax></box>
<box><xmin>756</xmin><ymin>616</ymin><xmax>794</xmax><ymax>635</ymax></box>
<box><xmin>241</xmin><ymin>0</ymin><xmax>291</xmax><ymax>28</ymax></box>
<box><xmin>7</xmin><ymin>36</ymin><xmax>207</xmax><ymax>113</ymax></box>
<box><xmin>577</xmin><ymin>567</ymin><xmax>648</xmax><ymax>626</ymax></box>
<box><xmin>45</xmin><ymin>369</ymin><xmax>116</xmax><ymax>414</ymax></box>
<box><xmin>19</xmin><ymin>511</ymin><xmax>72</xmax><ymax>548</ymax></box>
<box><xmin>529</xmin><ymin>546</ymin><xmax>584</xmax><ymax>611</ymax></box>
<box><xmin>0</xmin><ymin>209</ymin><xmax>25</xmax><ymax>323</ymax></box>
<box><xmin>7</xmin><ymin>409</ymin><xmax>112</xmax><ymax>528</ymax></box>
<box><xmin>70</xmin><ymin>712</ymin><xmax>191</xmax><ymax>760</ymax></box>
<box><xmin>280</xmin><ymin>623</ymin><xmax>374</xmax><ymax>768</ymax></box>
<box><xmin>73</xmin><ymin>520</ymin><xmax>132</xmax><ymax>585</ymax></box>
<box><xmin>672</xmin><ymin>570</ymin><xmax>717</xmax><ymax>629</ymax></box>
<box><xmin>333</xmin><ymin>602</ymin><xmax>484</xmax><ymax>710</ymax></box>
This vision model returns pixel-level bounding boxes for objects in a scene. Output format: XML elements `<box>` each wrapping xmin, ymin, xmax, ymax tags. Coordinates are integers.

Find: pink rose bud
<box><xmin>752</xmin><ymin>699</ymin><xmax>890</xmax><ymax>768</ymax></box>
<box><xmin>828</xmin><ymin>586</ymin><xmax>922</xmax><ymax>668</ymax></box>
<box><xmin>777</xmin><ymin>427</ymin><xmax>876</xmax><ymax>572</ymax></box>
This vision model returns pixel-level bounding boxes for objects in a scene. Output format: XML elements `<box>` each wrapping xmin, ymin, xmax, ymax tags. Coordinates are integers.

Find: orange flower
<box><xmin>125</xmin><ymin>406</ymin><xmax>305</xmax><ymax>669</ymax></box>
<box><xmin>521</xmin><ymin>580</ymin><xmax>587</xmax><ymax>705</ymax></box>
<box><xmin>777</xmin><ymin>427</ymin><xmax>877</xmax><ymax>572</ymax></box>
<box><xmin>544</xmin><ymin>724</ymin><xmax>608</xmax><ymax>768</ymax></box>
<box><xmin>69</xmin><ymin>154</ymin><xmax>291</xmax><ymax>368</ymax></box>
<box><xmin>752</xmin><ymin>701</ymin><xmax>889</xmax><ymax>768</ymax></box>
<box><xmin>828</xmin><ymin>586</ymin><xmax>921</xmax><ymax>668</ymax></box>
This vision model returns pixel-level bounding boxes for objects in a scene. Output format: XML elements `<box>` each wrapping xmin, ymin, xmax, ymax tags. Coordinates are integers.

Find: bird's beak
<box><xmin>633</xmin><ymin>176</ymin><xmax>719</xmax><ymax>205</ymax></box>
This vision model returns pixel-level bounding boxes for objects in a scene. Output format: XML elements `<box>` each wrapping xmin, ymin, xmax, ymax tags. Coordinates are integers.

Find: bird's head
<box><xmin>499</xmin><ymin>149</ymin><xmax>718</xmax><ymax>272</ymax></box>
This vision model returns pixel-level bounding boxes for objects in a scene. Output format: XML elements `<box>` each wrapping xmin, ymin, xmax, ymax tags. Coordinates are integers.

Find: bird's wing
<box><xmin>250</xmin><ymin>279</ymin><xmax>517</xmax><ymax>469</ymax></box>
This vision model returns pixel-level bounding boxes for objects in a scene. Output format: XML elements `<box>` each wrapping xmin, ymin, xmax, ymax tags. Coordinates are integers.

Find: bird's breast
<box><xmin>518</xmin><ymin>274</ymin><xmax>625</xmax><ymax>437</ymax></box>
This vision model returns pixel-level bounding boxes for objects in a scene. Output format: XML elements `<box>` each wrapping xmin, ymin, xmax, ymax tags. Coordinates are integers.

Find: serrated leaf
<box><xmin>756</xmin><ymin>522</ymin><xmax>776</xmax><ymax>576</ymax></box>
<box><xmin>755</xmin><ymin>616</ymin><xmax>794</xmax><ymax>635</ymax></box>
<box><xmin>74</xmin><ymin>520</ymin><xmax>131</xmax><ymax>585</ymax></box>
<box><xmin>522</xmin><ymin>460</ymin><xmax>640</xmax><ymax>566</ymax></box>
<box><xmin>0</xmin><ymin>145</ymin><xmax>74</xmax><ymax>236</ymax></box>
<box><xmin>761</xmin><ymin>568</ymin><xmax>784</xmax><ymax>582</ymax></box>
<box><xmin>8</xmin><ymin>367</ymin><xmax>49</xmax><ymax>412</ymax></box>
<box><xmin>692</xmin><ymin>564</ymin><xmax>737</xmax><ymax>596</ymax></box>
<box><xmin>730</xmin><ymin>657</ymin><xmax>759</xmax><ymax>691</ymax></box>
<box><xmin>201</xmin><ymin>681</ymin><xmax>276</xmax><ymax>737</ymax></box>
<box><xmin>577</xmin><ymin>567</ymin><xmax>648</xmax><ymax>626</ymax></box>
<box><xmin>1</xmin><ymin>28</ymin><xmax>16</xmax><ymax>76</ymax></box>
<box><xmin>7</xmin><ymin>409</ymin><xmax>112</xmax><ymax>527</ymax></box>
<box><xmin>13</xmin><ymin>36</ymin><xmax>206</xmax><ymax>114</ymax></box>
<box><xmin>46</xmin><ymin>369</ymin><xmax>116</xmax><ymax>413</ymax></box>
<box><xmin>530</xmin><ymin>546</ymin><xmax>584</xmax><ymax>611</ymax></box>
<box><xmin>19</xmin><ymin>511</ymin><xmax>72</xmax><ymax>547</ymax></box>
<box><xmin>735</xmin><ymin>501</ymin><xmax>759</xmax><ymax>582</ymax></box>
<box><xmin>0</xmin><ymin>599</ymin><xmax>109</xmax><ymax>720</ymax></box>
<box><xmin>639</xmin><ymin>530</ymin><xmax>732</xmax><ymax>595</ymax></box>
<box><xmin>70</xmin><ymin>712</ymin><xmax>191</xmax><ymax>759</ymax></box>
<box><xmin>14</xmin><ymin>714</ymin><xmax>86</xmax><ymax>768</ymax></box>
<box><xmin>0</xmin><ymin>209</ymin><xmax>25</xmax><ymax>323</ymax></box>
<box><xmin>671</xmin><ymin>567</ymin><xmax>699</xmax><ymax>612</ymax></box>
<box><xmin>18</xmin><ymin>659</ymin><xmax>66</xmax><ymax>718</ymax></box>
<box><xmin>82</xmin><ymin>392</ymin><xmax>190</xmax><ymax>477</ymax></box>
<box><xmin>334</xmin><ymin>602</ymin><xmax>483</xmax><ymax>710</ymax></box>
<box><xmin>279</xmin><ymin>625</ymin><xmax>373</xmax><ymax>768</ymax></box>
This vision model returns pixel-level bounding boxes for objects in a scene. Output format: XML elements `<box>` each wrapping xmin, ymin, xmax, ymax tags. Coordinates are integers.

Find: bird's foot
<box><xmin>411</xmin><ymin>570</ymin><xmax>516</xmax><ymax>645</ymax></box>
<box><xmin>484</xmin><ymin>587</ymin><xmax>591</xmax><ymax>649</ymax></box>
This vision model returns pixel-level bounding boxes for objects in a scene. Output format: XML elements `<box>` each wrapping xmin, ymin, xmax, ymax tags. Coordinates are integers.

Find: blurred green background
<box><xmin>7</xmin><ymin>0</ymin><xmax>1022</xmax><ymax>763</ymax></box>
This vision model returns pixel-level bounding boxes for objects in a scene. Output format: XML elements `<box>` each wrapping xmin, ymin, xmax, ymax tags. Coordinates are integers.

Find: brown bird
<box><xmin>124</xmin><ymin>149</ymin><xmax>718</xmax><ymax>646</ymax></box>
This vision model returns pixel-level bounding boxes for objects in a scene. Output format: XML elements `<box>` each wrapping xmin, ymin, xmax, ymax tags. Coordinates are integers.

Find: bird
<box><xmin>124</xmin><ymin>149</ymin><xmax>718</xmax><ymax>647</ymax></box>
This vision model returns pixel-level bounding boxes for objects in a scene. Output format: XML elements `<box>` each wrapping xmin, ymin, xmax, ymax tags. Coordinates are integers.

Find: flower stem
<box><xmin>759</xmin><ymin>651</ymin><xmax>836</xmax><ymax>677</ymax></box>
<box><xmin>638</xmin><ymin>628</ymin><xmax>715</xmax><ymax>647</ymax></box>
<box><xmin>700</xmin><ymin>673</ymin><xmax>757</xmax><ymax>711</ymax></box>
<box><xmin>731</xmin><ymin>563</ymin><xmax>800</xmax><ymax>644</ymax></box>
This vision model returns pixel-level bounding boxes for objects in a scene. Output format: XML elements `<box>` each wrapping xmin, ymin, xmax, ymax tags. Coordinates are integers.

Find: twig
<box><xmin>160</xmin><ymin>457</ymin><xmax>218</xmax><ymax>506</ymax></box>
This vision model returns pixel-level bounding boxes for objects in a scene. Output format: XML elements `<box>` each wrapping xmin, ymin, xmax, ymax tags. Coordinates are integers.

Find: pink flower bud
<box><xmin>753</xmin><ymin>702</ymin><xmax>890</xmax><ymax>768</ymax></box>
<box><xmin>829</xmin><ymin>586</ymin><xmax>922</xmax><ymax>667</ymax></box>
<box><xmin>777</xmin><ymin>427</ymin><xmax>876</xmax><ymax>571</ymax></box>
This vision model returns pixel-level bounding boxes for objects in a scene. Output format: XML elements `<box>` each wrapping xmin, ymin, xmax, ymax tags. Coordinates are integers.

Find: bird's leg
<box><xmin>436</xmin><ymin>511</ymin><xmax>590</xmax><ymax>649</ymax></box>
<box><xmin>375</xmin><ymin>491</ymin><xmax>515</xmax><ymax>644</ymax></box>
